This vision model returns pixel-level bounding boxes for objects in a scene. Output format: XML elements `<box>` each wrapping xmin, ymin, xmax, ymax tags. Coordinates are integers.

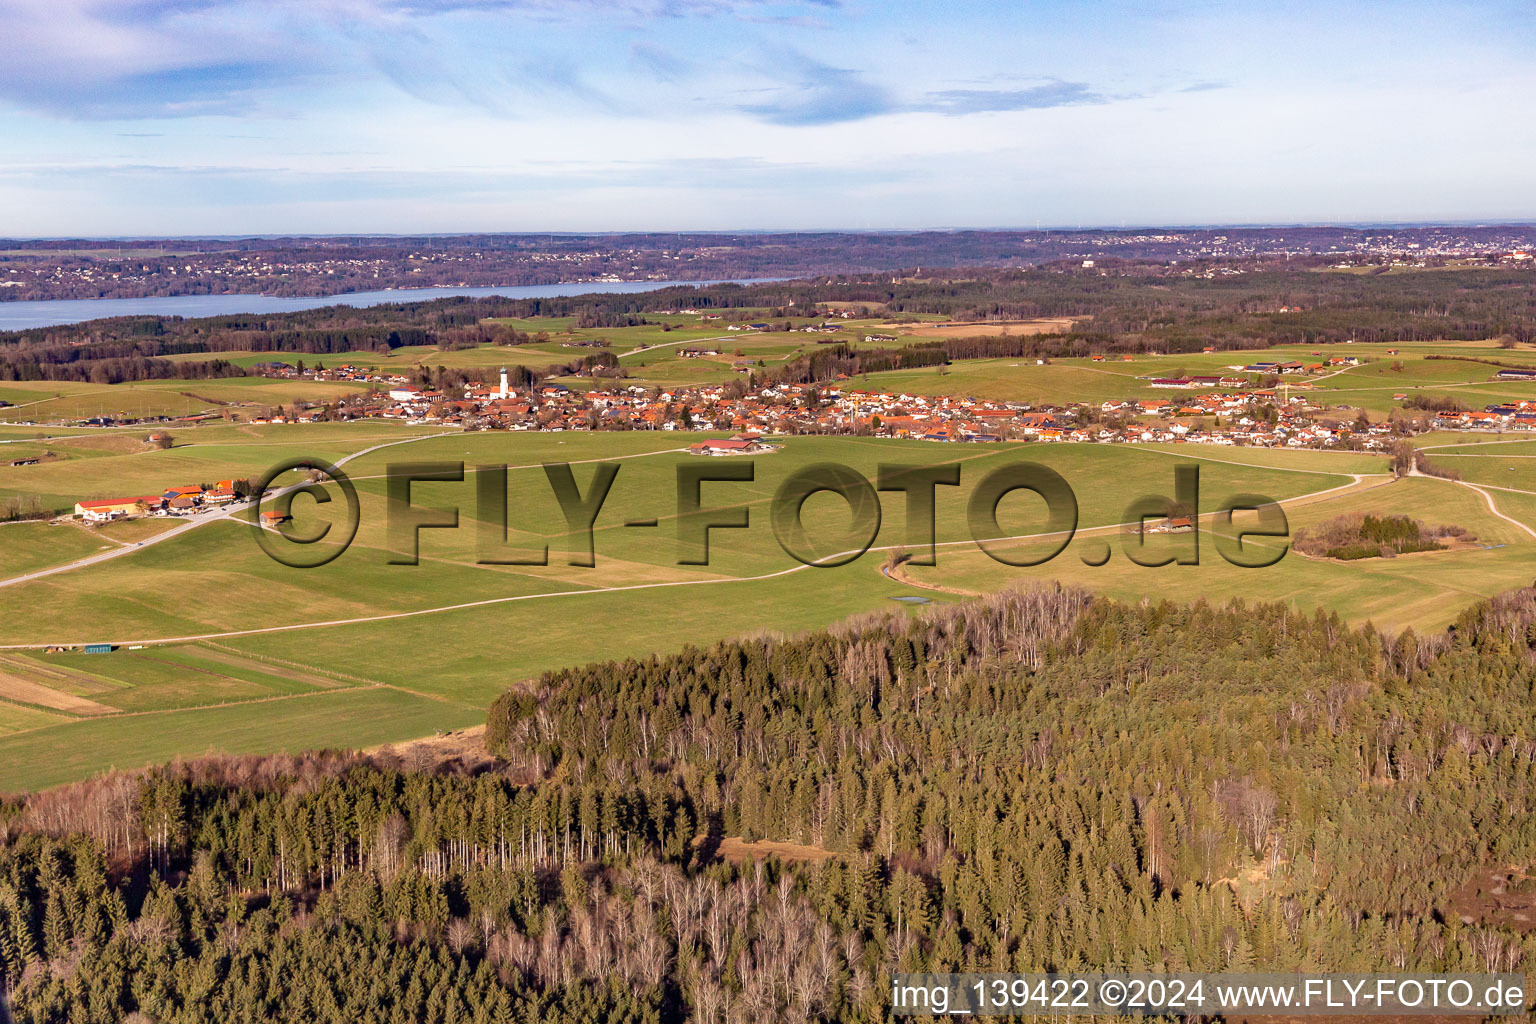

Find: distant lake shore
<box><xmin>0</xmin><ymin>279</ymin><xmax>773</xmax><ymax>331</ymax></box>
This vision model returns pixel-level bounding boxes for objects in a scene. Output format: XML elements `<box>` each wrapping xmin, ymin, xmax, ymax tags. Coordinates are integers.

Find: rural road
<box><xmin>1406</xmin><ymin>463</ymin><xmax>1536</xmax><ymax>542</ymax></box>
<box><xmin>617</xmin><ymin>332</ymin><xmax>739</xmax><ymax>359</ymax></box>
<box><xmin>0</xmin><ymin>430</ymin><xmax>460</xmax><ymax>590</ymax></box>
<box><xmin>1458</xmin><ymin>481</ymin><xmax>1536</xmax><ymax>541</ymax></box>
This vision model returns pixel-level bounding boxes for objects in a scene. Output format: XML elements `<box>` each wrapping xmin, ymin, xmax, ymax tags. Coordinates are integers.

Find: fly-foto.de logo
<box><xmin>251</xmin><ymin>459</ymin><xmax>1290</xmax><ymax>570</ymax></box>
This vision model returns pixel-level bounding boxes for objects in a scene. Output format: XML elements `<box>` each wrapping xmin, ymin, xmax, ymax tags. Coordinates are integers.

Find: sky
<box><xmin>0</xmin><ymin>0</ymin><xmax>1533</xmax><ymax>235</ymax></box>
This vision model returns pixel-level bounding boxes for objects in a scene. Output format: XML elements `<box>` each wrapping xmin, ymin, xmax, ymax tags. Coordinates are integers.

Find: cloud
<box><xmin>383</xmin><ymin>0</ymin><xmax>839</xmax><ymax>15</ymax></box>
<box><xmin>917</xmin><ymin>80</ymin><xmax>1111</xmax><ymax>115</ymax></box>
<box><xmin>631</xmin><ymin>42</ymin><xmax>692</xmax><ymax>84</ymax></box>
<box><xmin>736</xmin><ymin>59</ymin><xmax>898</xmax><ymax>125</ymax></box>
<box><xmin>735</xmin><ymin>64</ymin><xmax>1118</xmax><ymax>126</ymax></box>
<box><xmin>0</xmin><ymin>0</ymin><xmax>838</xmax><ymax>120</ymax></box>
<box><xmin>0</xmin><ymin>0</ymin><xmax>329</xmax><ymax>118</ymax></box>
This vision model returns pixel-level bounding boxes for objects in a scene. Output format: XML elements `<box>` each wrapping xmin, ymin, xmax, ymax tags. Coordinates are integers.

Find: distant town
<box><xmin>4</xmin><ymin>225</ymin><xmax>1536</xmax><ymax>303</ymax></box>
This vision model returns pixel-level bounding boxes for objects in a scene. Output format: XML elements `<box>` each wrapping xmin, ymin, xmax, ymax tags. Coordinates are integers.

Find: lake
<box><xmin>0</xmin><ymin>280</ymin><xmax>767</xmax><ymax>331</ymax></box>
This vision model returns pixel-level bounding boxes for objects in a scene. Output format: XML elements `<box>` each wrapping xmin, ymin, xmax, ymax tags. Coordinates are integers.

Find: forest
<box><xmin>0</xmin><ymin>584</ymin><xmax>1533</xmax><ymax>1022</ymax></box>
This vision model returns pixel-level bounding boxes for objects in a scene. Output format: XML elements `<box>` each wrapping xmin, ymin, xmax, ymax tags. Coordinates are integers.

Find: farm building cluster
<box><xmin>73</xmin><ymin>480</ymin><xmax>246</xmax><ymax>522</ymax></box>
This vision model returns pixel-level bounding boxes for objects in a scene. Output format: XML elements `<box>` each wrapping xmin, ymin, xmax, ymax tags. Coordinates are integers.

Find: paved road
<box><xmin>616</xmin><ymin>332</ymin><xmax>740</xmax><ymax>359</ymax></box>
<box><xmin>0</xmin><ymin>431</ymin><xmax>457</xmax><ymax>590</ymax></box>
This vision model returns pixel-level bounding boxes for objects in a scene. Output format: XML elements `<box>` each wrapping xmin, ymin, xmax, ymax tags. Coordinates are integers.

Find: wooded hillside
<box><xmin>1</xmin><ymin>585</ymin><xmax>1533</xmax><ymax>1022</ymax></box>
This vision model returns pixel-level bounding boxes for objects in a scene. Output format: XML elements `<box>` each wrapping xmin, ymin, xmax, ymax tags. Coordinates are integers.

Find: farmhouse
<box><xmin>75</xmin><ymin>497</ymin><xmax>161</xmax><ymax>522</ymax></box>
<box><xmin>1496</xmin><ymin>368</ymin><xmax>1536</xmax><ymax>381</ymax></box>
<box><xmin>1148</xmin><ymin>515</ymin><xmax>1195</xmax><ymax>534</ymax></box>
<box><xmin>688</xmin><ymin>438</ymin><xmax>769</xmax><ymax>456</ymax></box>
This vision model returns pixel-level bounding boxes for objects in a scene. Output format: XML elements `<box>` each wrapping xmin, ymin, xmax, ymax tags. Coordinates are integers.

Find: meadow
<box><xmin>0</xmin><ymin>426</ymin><xmax>1394</xmax><ymax>790</ymax></box>
<box><xmin>0</xmin><ymin>422</ymin><xmax>1531</xmax><ymax>791</ymax></box>
<box><xmin>907</xmin><ymin>471</ymin><xmax>1536</xmax><ymax>636</ymax></box>
<box><xmin>5</xmin><ymin>318</ymin><xmax>1536</xmax><ymax>791</ymax></box>
<box><xmin>855</xmin><ymin>339</ymin><xmax>1536</xmax><ymax>415</ymax></box>
<box><xmin>0</xmin><ymin>376</ymin><xmax>370</xmax><ymax>423</ymax></box>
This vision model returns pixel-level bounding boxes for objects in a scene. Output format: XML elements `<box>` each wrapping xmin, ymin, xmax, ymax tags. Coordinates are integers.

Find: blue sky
<box><xmin>0</xmin><ymin>0</ymin><xmax>1532</xmax><ymax>235</ymax></box>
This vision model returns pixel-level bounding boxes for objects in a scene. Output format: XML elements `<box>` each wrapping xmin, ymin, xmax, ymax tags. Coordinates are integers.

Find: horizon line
<box><xmin>5</xmin><ymin>220</ymin><xmax>1536</xmax><ymax>243</ymax></box>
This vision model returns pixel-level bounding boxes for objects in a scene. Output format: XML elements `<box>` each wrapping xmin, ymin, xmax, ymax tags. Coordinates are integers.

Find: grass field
<box><xmin>907</xmin><ymin>472</ymin><xmax>1536</xmax><ymax>636</ymax></box>
<box><xmin>0</xmin><ymin>420</ymin><xmax>444</xmax><ymax>512</ymax></box>
<box><xmin>0</xmin><ymin>687</ymin><xmax>481</xmax><ymax>792</ymax></box>
<box><xmin>0</xmin><ymin>521</ymin><xmax>111</xmax><ymax>576</ymax></box>
<box><xmin>4</xmin><ymin>344</ymin><xmax>1536</xmax><ymax>792</ymax></box>
<box><xmin>0</xmin><ymin>376</ymin><xmax>369</xmax><ymax>424</ymax></box>
<box><xmin>849</xmin><ymin>340</ymin><xmax>1536</xmax><ymax>416</ymax></box>
<box><xmin>11</xmin><ymin>319</ymin><xmax>1534</xmax><ymax>432</ymax></box>
<box><xmin>0</xmin><ymin>428</ymin><xmax>1387</xmax><ymax>788</ymax></box>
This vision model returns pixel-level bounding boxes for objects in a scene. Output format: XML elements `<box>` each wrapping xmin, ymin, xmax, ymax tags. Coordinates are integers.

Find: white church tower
<box><xmin>498</xmin><ymin>367</ymin><xmax>510</xmax><ymax>400</ymax></box>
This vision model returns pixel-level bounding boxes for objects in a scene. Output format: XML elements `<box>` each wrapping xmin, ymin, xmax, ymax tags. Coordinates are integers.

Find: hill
<box><xmin>0</xmin><ymin>585</ymin><xmax>1532</xmax><ymax>1021</ymax></box>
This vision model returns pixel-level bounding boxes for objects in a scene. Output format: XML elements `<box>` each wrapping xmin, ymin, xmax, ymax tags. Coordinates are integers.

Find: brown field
<box><xmin>51</xmin><ymin>434</ymin><xmax>157</xmax><ymax>455</ymax></box>
<box><xmin>0</xmin><ymin>670</ymin><xmax>115</xmax><ymax>715</ymax></box>
<box><xmin>885</xmin><ymin>316</ymin><xmax>1082</xmax><ymax>337</ymax></box>
<box><xmin>92</xmin><ymin>517</ymin><xmax>183</xmax><ymax>544</ymax></box>
<box><xmin>366</xmin><ymin>725</ymin><xmax>496</xmax><ymax>773</ymax></box>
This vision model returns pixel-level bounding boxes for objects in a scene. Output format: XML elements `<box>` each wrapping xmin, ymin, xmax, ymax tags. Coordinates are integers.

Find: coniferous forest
<box><xmin>1</xmin><ymin>585</ymin><xmax>1535</xmax><ymax>1022</ymax></box>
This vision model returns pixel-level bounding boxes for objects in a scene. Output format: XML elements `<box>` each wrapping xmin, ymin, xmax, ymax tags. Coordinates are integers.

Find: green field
<box><xmin>0</xmin><ymin>376</ymin><xmax>369</xmax><ymax>423</ymax></box>
<box><xmin>0</xmin><ymin>420</ymin><xmax>444</xmax><ymax>512</ymax></box>
<box><xmin>0</xmin><ymin>687</ymin><xmax>480</xmax><ymax>792</ymax></box>
<box><xmin>12</xmin><ymin>318</ymin><xmax>1533</xmax><ymax>429</ymax></box>
<box><xmin>0</xmin><ymin>427</ymin><xmax>1396</xmax><ymax>787</ymax></box>
<box><xmin>850</xmin><ymin>339</ymin><xmax>1536</xmax><ymax>416</ymax></box>
<box><xmin>5</xmin><ymin>328</ymin><xmax>1536</xmax><ymax>793</ymax></box>
<box><xmin>908</xmin><ymin>471</ymin><xmax>1536</xmax><ymax>636</ymax></box>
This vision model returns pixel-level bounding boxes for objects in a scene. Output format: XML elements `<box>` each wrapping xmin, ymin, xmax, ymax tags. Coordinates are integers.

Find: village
<box><xmin>40</xmin><ymin>351</ymin><xmax>1536</xmax><ymax>525</ymax></box>
<box><xmin>239</xmin><ymin>359</ymin><xmax>1536</xmax><ymax>452</ymax></box>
